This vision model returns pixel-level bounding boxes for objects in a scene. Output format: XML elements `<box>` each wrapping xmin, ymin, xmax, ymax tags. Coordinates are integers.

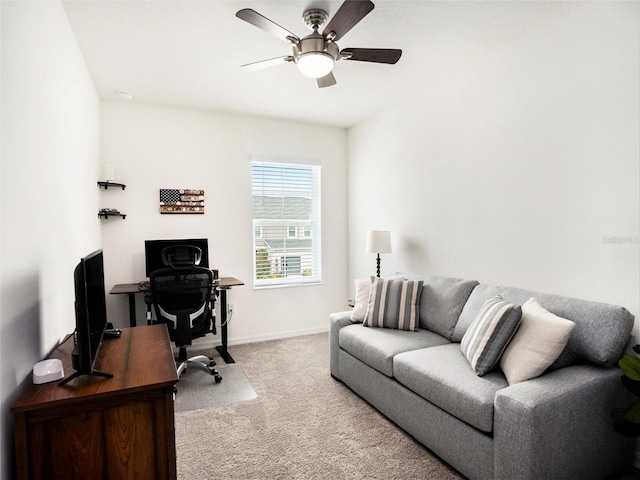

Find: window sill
<box><xmin>253</xmin><ymin>281</ymin><xmax>323</xmax><ymax>290</ymax></box>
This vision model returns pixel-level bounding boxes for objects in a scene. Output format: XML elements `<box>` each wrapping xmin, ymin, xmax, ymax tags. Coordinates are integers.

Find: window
<box><xmin>252</xmin><ymin>160</ymin><xmax>321</xmax><ymax>288</ymax></box>
<box><xmin>283</xmin><ymin>256</ymin><xmax>301</xmax><ymax>276</ymax></box>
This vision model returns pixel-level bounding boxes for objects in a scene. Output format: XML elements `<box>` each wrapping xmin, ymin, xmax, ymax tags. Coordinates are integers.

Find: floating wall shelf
<box><xmin>98</xmin><ymin>181</ymin><xmax>126</xmax><ymax>190</ymax></box>
<box><xmin>98</xmin><ymin>211</ymin><xmax>126</xmax><ymax>219</ymax></box>
<box><xmin>98</xmin><ymin>180</ymin><xmax>126</xmax><ymax>219</ymax></box>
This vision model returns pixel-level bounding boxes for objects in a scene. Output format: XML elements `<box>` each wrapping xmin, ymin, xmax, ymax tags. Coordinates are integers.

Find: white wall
<box><xmin>0</xmin><ymin>2</ymin><xmax>101</xmax><ymax>478</ymax></box>
<box><xmin>100</xmin><ymin>102</ymin><xmax>348</xmax><ymax>343</ymax></box>
<box><xmin>348</xmin><ymin>2</ymin><xmax>639</xmax><ymax>330</ymax></box>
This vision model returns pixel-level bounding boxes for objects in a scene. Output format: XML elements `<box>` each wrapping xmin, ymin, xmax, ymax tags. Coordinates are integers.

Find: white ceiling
<box><xmin>62</xmin><ymin>0</ymin><xmax>578</xmax><ymax>128</ymax></box>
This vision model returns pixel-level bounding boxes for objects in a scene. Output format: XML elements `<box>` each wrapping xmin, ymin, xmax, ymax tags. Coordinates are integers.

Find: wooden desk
<box><xmin>110</xmin><ymin>282</ymin><xmax>144</xmax><ymax>328</ymax></box>
<box><xmin>12</xmin><ymin>325</ymin><xmax>178</xmax><ymax>480</ymax></box>
<box><xmin>110</xmin><ymin>277</ymin><xmax>244</xmax><ymax>363</ymax></box>
<box><xmin>213</xmin><ymin>277</ymin><xmax>244</xmax><ymax>364</ymax></box>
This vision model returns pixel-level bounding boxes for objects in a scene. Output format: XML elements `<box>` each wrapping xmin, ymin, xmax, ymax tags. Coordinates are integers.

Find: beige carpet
<box><xmin>175</xmin><ymin>333</ymin><xmax>464</xmax><ymax>479</ymax></box>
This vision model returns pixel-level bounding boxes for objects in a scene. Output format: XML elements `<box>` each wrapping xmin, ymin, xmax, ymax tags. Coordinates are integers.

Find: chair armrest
<box><xmin>329</xmin><ymin>311</ymin><xmax>355</xmax><ymax>378</ymax></box>
<box><xmin>494</xmin><ymin>364</ymin><xmax>634</xmax><ymax>480</ymax></box>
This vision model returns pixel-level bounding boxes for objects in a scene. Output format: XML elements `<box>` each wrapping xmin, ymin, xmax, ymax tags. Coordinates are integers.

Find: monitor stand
<box><xmin>59</xmin><ymin>368</ymin><xmax>113</xmax><ymax>386</ymax></box>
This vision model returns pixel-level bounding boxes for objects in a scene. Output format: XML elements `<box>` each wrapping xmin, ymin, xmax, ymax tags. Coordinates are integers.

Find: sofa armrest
<box><xmin>329</xmin><ymin>311</ymin><xmax>354</xmax><ymax>378</ymax></box>
<box><xmin>494</xmin><ymin>364</ymin><xmax>634</xmax><ymax>480</ymax></box>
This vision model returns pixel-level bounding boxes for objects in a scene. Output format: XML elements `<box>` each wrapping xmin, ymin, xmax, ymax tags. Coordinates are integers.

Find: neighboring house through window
<box><xmin>251</xmin><ymin>159</ymin><xmax>322</xmax><ymax>288</ymax></box>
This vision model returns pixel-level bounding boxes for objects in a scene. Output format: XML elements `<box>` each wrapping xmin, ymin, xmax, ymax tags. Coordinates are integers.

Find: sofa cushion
<box><xmin>499</xmin><ymin>298</ymin><xmax>576</xmax><ymax>385</ymax></box>
<box><xmin>452</xmin><ymin>284</ymin><xmax>634</xmax><ymax>369</ymax></box>
<box><xmin>394</xmin><ymin>343</ymin><xmax>508</xmax><ymax>433</ymax></box>
<box><xmin>418</xmin><ymin>276</ymin><xmax>479</xmax><ymax>339</ymax></box>
<box><xmin>339</xmin><ymin>324</ymin><xmax>450</xmax><ymax>377</ymax></box>
<box><xmin>460</xmin><ymin>296</ymin><xmax>522</xmax><ymax>376</ymax></box>
<box><xmin>363</xmin><ymin>277</ymin><xmax>423</xmax><ymax>331</ymax></box>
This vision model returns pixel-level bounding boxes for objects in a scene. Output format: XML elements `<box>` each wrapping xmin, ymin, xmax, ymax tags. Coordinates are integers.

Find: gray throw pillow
<box><xmin>363</xmin><ymin>277</ymin><xmax>423</xmax><ymax>331</ymax></box>
<box><xmin>460</xmin><ymin>295</ymin><xmax>522</xmax><ymax>376</ymax></box>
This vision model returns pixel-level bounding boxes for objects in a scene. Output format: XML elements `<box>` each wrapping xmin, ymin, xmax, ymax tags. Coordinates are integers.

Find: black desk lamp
<box><xmin>365</xmin><ymin>230</ymin><xmax>392</xmax><ymax>277</ymax></box>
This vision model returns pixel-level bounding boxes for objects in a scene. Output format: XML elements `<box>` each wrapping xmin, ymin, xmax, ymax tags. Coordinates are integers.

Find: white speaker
<box><xmin>33</xmin><ymin>359</ymin><xmax>64</xmax><ymax>384</ymax></box>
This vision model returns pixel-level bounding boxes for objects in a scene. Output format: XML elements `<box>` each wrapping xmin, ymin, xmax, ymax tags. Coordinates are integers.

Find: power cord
<box><xmin>215</xmin><ymin>311</ymin><xmax>232</xmax><ymax>329</ymax></box>
<box><xmin>58</xmin><ymin>330</ymin><xmax>76</xmax><ymax>349</ymax></box>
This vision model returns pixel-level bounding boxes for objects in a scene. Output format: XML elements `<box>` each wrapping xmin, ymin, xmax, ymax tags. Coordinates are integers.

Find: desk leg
<box><xmin>215</xmin><ymin>289</ymin><xmax>235</xmax><ymax>364</ymax></box>
<box><xmin>127</xmin><ymin>293</ymin><xmax>137</xmax><ymax>328</ymax></box>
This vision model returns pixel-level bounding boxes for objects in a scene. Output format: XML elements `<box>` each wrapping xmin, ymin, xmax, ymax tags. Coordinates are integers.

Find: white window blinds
<box><xmin>251</xmin><ymin>161</ymin><xmax>322</xmax><ymax>288</ymax></box>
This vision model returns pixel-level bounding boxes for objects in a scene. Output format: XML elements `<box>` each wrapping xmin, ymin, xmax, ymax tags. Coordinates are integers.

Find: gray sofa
<box><xmin>329</xmin><ymin>276</ymin><xmax>636</xmax><ymax>480</ymax></box>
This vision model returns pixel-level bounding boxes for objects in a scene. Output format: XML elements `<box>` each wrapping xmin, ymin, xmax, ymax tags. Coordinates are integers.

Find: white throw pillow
<box><xmin>350</xmin><ymin>279</ymin><xmax>370</xmax><ymax>322</ymax></box>
<box><xmin>499</xmin><ymin>297</ymin><xmax>575</xmax><ymax>385</ymax></box>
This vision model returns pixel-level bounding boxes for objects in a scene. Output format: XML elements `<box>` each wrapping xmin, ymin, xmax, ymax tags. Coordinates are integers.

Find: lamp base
<box><xmin>376</xmin><ymin>254</ymin><xmax>381</xmax><ymax>278</ymax></box>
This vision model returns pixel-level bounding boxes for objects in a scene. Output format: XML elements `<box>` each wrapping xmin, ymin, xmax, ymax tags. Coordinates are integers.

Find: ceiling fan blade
<box><xmin>317</xmin><ymin>72</ymin><xmax>337</xmax><ymax>88</ymax></box>
<box><xmin>341</xmin><ymin>48</ymin><xmax>402</xmax><ymax>64</ymax></box>
<box><xmin>241</xmin><ymin>56</ymin><xmax>294</xmax><ymax>71</ymax></box>
<box><xmin>323</xmin><ymin>0</ymin><xmax>374</xmax><ymax>42</ymax></box>
<box><xmin>236</xmin><ymin>9</ymin><xmax>299</xmax><ymax>44</ymax></box>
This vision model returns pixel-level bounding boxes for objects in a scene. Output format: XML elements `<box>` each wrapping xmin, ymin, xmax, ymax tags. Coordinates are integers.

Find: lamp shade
<box><xmin>365</xmin><ymin>231</ymin><xmax>392</xmax><ymax>254</ymax></box>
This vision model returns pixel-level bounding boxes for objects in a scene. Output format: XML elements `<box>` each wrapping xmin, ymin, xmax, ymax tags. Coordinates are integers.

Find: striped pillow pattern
<box><xmin>460</xmin><ymin>295</ymin><xmax>522</xmax><ymax>376</ymax></box>
<box><xmin>363</xmin><ymin>277</ymin><xmax>423</xmax><ymax>331</ymax></box>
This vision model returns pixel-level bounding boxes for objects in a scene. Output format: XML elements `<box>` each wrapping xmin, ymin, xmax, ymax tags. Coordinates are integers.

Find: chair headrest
<box><xmin>161</xmin><ymin>245</ymin><xmax>202</xmax><ymax>269</ymax></box>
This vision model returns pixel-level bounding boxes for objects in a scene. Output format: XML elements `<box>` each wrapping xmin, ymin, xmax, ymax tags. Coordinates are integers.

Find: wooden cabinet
<box><xmin>12</xmin><ymin>325</ymin><xmax>178</xmax><ymax>480</ymax></box>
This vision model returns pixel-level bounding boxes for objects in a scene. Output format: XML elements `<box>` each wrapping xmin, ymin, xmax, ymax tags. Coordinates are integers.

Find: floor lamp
<box><xmin>365</xmin><ymin>230</ymin><xmax>392</xmax><ymax>277</ymax></box>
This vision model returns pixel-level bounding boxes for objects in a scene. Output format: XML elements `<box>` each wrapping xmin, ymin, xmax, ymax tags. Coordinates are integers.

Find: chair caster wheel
<box><xmin>214</xmin><ymin>375</ymin><xmax>222</xmax><ymax>383</ymax></box>
<box><xmin>208</xmin><ymin>360</ymin><xmax>216</xmax><ymax>367</ymax></box>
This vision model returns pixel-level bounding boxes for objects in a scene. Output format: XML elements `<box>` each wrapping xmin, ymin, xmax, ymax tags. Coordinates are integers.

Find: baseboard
<box><xmin>228</xmin><ymin>326</ymin><xmax>329</xmax><ymax>346</ymax></box>
<box><xmin>190</xmin><ymin>326</ymin><xmax>329</xmax><ymax>351</ymax></box>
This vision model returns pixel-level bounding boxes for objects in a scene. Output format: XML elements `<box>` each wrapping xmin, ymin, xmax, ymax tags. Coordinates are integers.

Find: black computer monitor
<box><xmin>144</xmin><ymin>238</ymin><xmax>209</xmax><ymax>277</ymax></box>
<box><xmin>59</xmin><ymin>249</ymin><xmax>113</xmax><ymax>385</ymax></box>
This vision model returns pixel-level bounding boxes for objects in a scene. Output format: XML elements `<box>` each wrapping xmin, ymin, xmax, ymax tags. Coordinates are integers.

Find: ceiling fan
<box><xmin>236</xmin><ymin>0</ymin><xmax>402</xmax><ymax>88</ymax></box>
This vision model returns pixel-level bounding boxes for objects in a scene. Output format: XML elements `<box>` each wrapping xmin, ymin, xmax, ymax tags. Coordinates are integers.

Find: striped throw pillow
<box><xmin>363</xmin><ymin>277</ymin><xmax>423</xmax><ymax>331</ymax></box>
<box><xmin>460</xmin><ymin>295</ymin><xmax>522</xmax><ymax>376</ymax></box>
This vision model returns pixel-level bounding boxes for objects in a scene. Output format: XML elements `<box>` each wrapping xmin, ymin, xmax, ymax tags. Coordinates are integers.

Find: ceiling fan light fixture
<box><xmin>297</xmin><ymin>52</ymin><xmax>334</xmax><ymax>78</ymax></box>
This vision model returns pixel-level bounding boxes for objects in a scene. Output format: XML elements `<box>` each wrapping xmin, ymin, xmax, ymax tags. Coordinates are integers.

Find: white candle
<box><xmin>103</xmin><ymin>163</ymin><xmax>115</xmax><ymax>182</ymax></box>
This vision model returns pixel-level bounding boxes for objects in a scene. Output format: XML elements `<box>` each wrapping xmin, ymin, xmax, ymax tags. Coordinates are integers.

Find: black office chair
<box><xmin>150</xmin><ymin>265</ymin><xmax>222</xmax><ymax>383</ymax></box>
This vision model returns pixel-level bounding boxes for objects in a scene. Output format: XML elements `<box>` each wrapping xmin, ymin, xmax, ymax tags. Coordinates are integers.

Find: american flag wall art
<box><xmin>159</xmin><ymin>189</ymin><xmax>205</xmax><ymax>214</ymax></box>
